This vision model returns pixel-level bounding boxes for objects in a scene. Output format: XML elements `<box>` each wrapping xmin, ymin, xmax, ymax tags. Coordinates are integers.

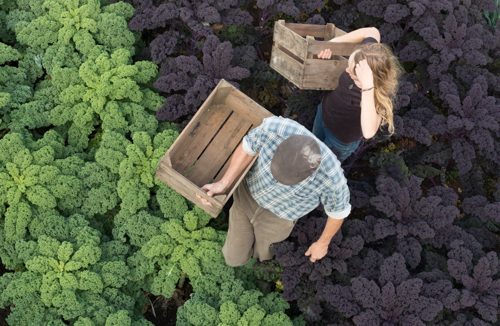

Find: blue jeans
<box><xmin>312</xmin><ymin>103</ymin><xmax>360</xmax><ymax>162</ymax></box>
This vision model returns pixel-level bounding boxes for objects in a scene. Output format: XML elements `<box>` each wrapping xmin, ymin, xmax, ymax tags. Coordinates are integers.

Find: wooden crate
<box><xmin>155</xmin><ymin>79</ymin><xmax>273</xmax><ymax>217</ymax></box>
<box><xmin>270</xmin><ymin>20</ymin><xmax>360</xmax><ymax>90</ymax></box>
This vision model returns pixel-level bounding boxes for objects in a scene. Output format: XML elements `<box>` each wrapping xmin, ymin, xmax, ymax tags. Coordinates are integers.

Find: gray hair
<box><xmin>301</xmin><ymin>144</ymin><xmax>322</xmax><ymax>168</ymax></box>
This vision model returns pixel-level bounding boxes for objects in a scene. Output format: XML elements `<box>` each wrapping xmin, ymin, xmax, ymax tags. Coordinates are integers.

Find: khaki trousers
<box><xmin>222</xmin><ymin>181</ymin><xmax>295</xmax><ymax>267</ymax></box>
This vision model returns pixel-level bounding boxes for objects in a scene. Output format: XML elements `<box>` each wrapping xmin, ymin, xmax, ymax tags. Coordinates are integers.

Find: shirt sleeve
<box><xmin>320</xmin><ymin>181</ymin><xmax>352</xmax><ymax>219</ymax></box>
<box><xmin>362</xmin><ymin>37</ymin><xmax>378</xmax><ymax>44</ymax></box>
<box><xmin>242</xmin><ymin>117</ymin><xmax>272</xmax><ymax>156</ymax></box>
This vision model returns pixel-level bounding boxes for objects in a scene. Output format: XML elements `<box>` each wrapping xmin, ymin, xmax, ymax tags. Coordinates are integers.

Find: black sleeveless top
<box><xmin>321</xmin><ymin>37</ymin><xmax>378</xmax><ymax>144</ymax></box>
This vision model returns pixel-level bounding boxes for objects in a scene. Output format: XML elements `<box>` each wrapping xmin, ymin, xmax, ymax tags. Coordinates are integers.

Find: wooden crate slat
<box><xmin>167</xmin><ymin>79</ymin><xmax>224</xmax><ymax>160</ymax></box>
<box><xmin>270</xmin><ymin>45</ymin><xmax>305</xmax><ymax>88</ymax></box>
<box><xmin>224</xmin><ymin>91</ymin><xmax>273</xmax><ymax>125</ymax></box>
<box><xmin>334</xmin><ymin>26</ymin><xmax>347</xmax><ymax>37</ymax></box>
<box><xmin>273</xmin><ymin>20</ymin><xmax>307</xmax><ymax>60</ymax></box>
<box><xmin>171</xmin><ymin>104</ymin><xmax>232</xmax><ymax>173</ymax></box>
<box><xmin>302</xmin><ymin>59</ymin><xmax>348</xmax><ymax>90</ymax></box>
<box><xmin>307</xmin><ymin>40</ymin><xmax>360</xmax><ymax>57</ymax></box>
<box><xmin>325</xmin><ymin>23</ymin><xmax>336</xmax><ymax>40</ymax></box>
<box><xmin>186</xmin><ymin>112</ymin><xmax>253</xmax><ymax>186</ymax></box>
<box><xmin>285</xmin><ymin>22</ymin><xmax>329</xmax><ymax>38</ymax></box>
<box><xmin>156</xmin><ymin>164</ymin><xmax>222</xmax><ymax>217</ymax></box>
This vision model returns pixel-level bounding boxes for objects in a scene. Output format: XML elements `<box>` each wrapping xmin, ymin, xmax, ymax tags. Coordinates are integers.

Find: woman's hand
<box><xmin>317</xmin><ymin>48</ymin><xmax>332</xmax><ymax>59</ymax></box>
<box><xmin>355</xmin><ymin>59</ymin><xmax>374</xmax><ymax>89</ymax></box>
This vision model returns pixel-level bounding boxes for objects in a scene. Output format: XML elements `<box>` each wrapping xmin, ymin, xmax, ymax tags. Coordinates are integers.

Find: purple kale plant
<box><xmin>446</xmin><ymin>241</ymin><xmax>500</xmax><ymax>323</ymax></box>
<box><xmin>364</xmin><ymin>0</ymin><xmax>500</xmax><ymax>88</ymax></box>
<box><xmin>272</xmin><ymin>216</ymin><xmax>364</xmax><ymax>321</ymax></box>
<box><xmin>256</xmin><ymin>0</ymin><xmax>325</xmax><ymax>25</ymax></box>
<box><xmin>128</xmin><ymin>0</ymin><xmax>252</xmax><ymax>39</ymax></box>
<box><xmin>320</xmin><ymin>253</ymin><xmax>444</xmax><ymax>325</ymax></box>
<box><xmin>369</xmin><ymin>175</ymin><xmax>459</xmax><ymax>243</ymax></box>
<box><xmin>154</xmin><ymin>35</ymin><xmax>250</xmax><ymax>121</ymax></box>
<box><xmin>127</xmin><ymin>0</ymin><xmax>253</xmax><ymax>65</ymax></box>
<box><xmin>462</xmin><ymin>195</ymin><xmax>500</xmax><ymax>224</ymax></box>
<box><xmin>438</xmin><ymin>75</ymin><xmax>499</xmax><ymax>175</ymax></box>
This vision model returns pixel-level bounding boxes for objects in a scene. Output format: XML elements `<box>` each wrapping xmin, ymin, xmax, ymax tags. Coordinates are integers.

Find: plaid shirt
<box><xmin>242</xmin><ymin>116</ymin><xmax>351</xmax><ymax>221</ymax></box>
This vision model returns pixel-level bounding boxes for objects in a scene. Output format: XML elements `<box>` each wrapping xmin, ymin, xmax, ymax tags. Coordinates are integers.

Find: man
<box><xmin>200</xmin><ymin>116</ymin><xmax>351</xmax><ymax>266</ymax></box>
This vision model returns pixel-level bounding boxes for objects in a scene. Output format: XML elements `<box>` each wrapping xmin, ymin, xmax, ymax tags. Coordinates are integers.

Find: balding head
<box><xmin>270</xmin><ymin>135</ymin><xmax>322</xmax><ymax>185</ymax></box>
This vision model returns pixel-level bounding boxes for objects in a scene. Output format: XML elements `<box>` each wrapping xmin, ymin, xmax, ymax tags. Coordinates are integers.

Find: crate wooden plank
<box><xmin>334</xmin><ymin>26</ymin><xmax>347</xmax><ymax>37</ymax></box>
<box><xmin>325</xmin><ymin>23</ymin><xmax>336</xmax><ymax>40</ymax></box>
<box><xmin>186</xmin><ymin>112</ymin><xmax>253</xmax><ymax>186</ymax></box>
<box><xmin>273</xmin><ymin>20</ymin><xmax>307</xmax><ymax>60</ymax></box>
<box><xmin>213</xmin><ymin>135</ymin><xmax>247</xmax><ymax>184</ymax></box>
<box><xmin>156</xmin><ymin>161</ymin><xmax>221</xmax><ymax>217</ymax></box>
<box><xmin>167</xmin><ymin>78</ymin><xmax>224</xmax><ymax>160</ymax></box>
<box><xmin>171</xmin><ymin>105</ymin><xmax>232</xmax><ymax>174</ymax></box>
<box><xmin>224</xmin><ymin>92</ymin><xmax>273</xmax><ymax>126</ymax></box>
<box><xmin>285</xmin><ymin>22</ymin><xmax>329</xmax><ymax>38</ymax></box>
<box><xmin>270</xmin><ymin>44</ymin><xmax>305</xmax><ymax>88</ymax></box>
<box><xmin>302</xmin><ymin>59</ymin><xmax>348</xmax><ymax>90</ymax></box>
<box><xmin>307</xmin><ymin>40</ymin><xmax>360</xmax><ymax>57</ymax></box>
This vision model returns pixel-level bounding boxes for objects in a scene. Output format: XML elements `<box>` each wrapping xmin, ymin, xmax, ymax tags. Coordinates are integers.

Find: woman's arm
<box><xmin>329</xmin><ymin>27</ymin><xmax>380</xmax><ymax>43</ymax></box>
<box><xmin>356</xmin><ymin>60</ymin><xmax>381</xmax><ymax>139</ymax></box>
<box><xmin>318</xmin><ymin>27</ymin><xmax>380</xmax><ymax>59</ymax></box>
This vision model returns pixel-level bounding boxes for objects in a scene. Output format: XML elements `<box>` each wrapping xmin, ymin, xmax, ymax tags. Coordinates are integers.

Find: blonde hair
<box><xmin>353</xmin><ymin>43</ymin><xmax>403</xmax><ymax>135</ymax></box>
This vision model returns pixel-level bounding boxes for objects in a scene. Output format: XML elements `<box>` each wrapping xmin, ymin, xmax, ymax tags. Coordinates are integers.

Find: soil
<box><xmin>0</xmin><ymin>263</ymin><xmax>8</xmax><ymax>325</ymax></box>
<box><xmin>144</xmin><ymin>280</ymin><xmax>193</xmax><ymax>326</ymax></box>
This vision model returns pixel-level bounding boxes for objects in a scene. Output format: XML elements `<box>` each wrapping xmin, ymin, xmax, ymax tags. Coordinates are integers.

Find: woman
<box><xmin>312</xmin><ymin>27</ymin><xmax>402</xmax><ymax>162</ymax></box>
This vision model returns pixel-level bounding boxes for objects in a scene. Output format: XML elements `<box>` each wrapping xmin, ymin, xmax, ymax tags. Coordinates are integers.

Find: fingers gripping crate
<box><xmin>155</xmin><ymin>79</ymin><xmax>273</xmax><ymax>217</ymax></box>
<box><xmin>270</xmin><ymin>20</ymin><xmax>360</xmax><ymax>90</ymax></box>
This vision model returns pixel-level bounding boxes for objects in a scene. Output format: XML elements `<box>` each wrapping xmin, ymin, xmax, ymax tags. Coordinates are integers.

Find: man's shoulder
<box><xmin>258</xmin><ymin>116</ymin><xmax>309</xmax><ymax>140</ymax></box>
<box><xmin>317</xmin><ymin>148</ymin><xmax>346</xmax><ymax>185</ymax></box>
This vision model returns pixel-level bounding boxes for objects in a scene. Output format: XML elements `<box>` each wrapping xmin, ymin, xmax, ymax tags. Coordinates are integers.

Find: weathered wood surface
<box><xmin>270</xmin><ymin>20</ymin><xmax>359</xmax><ymax>90</ymax></box>
<box><xmin>307</xmin><ymin>40</ymin><xmax>360</xmax><ymax>57</ymax></box>
<box><xmin>285</xmin><ymin>22</ymin><xmax>330</xmax><ymax>38</ymax></box>
<box><xmin>273</xmin><ymin>20</ymin><xmax>307</xmax><ymax>59</ymax></box>
<box><xmin>270</xmin><ymin>44</ymin><xmax>305</xmax><ymax>88</ymax></box>
<box><xmin>155</xmin><ymin>79</ymin><xmax>273</xmax><ymax>217</ymax></box>
<box><xmin>167</xmin><ymin>77</ymin><xmax>221</xmax><ymax>160</ymax></box>
<box><xmin>156</xmin><ymin>159</ymin><xmax>221</xmax><ymax>217</ymax></box>
<box><xmin>171</xmin><ymin>104</ymin><xmax>232</xmax><ymax>173</ymax></box>
<box><xmin>224</xmin><ymin>90</ymin><xmax>274</xmax><ymax>125</ymax></box>
<box><xmin>302</xmin><ymin>59</ymin><xmax>348</xmax><ymax>90</ymax></box>
<box><xmin>187</xmin><ymin>111</ymin><xmax>253</xmax><ymax>187</ymax></box>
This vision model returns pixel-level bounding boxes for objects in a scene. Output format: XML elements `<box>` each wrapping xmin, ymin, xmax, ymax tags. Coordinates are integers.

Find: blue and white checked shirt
<box><xmin>242</xmin><ymin>116</ymin><xmax>351</xmax><ymax>221</ymax></box>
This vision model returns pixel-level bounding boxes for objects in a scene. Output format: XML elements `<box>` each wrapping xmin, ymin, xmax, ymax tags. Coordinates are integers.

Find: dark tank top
<box><xmin>321</xmin><ymin>37</ymin><xmax>378</xmax><ymax>143</ymax></box>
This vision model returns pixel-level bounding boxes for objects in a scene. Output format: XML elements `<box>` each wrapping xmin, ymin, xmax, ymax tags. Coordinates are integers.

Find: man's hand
<box><xmin>202</xmin><ymin>180</ymin><xmax>228</xmax><ymax>196</ymax></box>
<box><xmin>305</xmin><ymin>241</ymin><xmax>329</xmax><ymax>263</ymax></box>
<box><xmin>197</xmin><ymin>180</ymin><xmax>229</xmax><ymax>207</ymax></box>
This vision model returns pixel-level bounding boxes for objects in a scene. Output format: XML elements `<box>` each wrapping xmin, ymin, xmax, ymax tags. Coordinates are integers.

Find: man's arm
<box><xmin>201</xmin><ymin>143</ymin><xmax>255</xmax><ymax>198</ymax></box>
<box><xmin>199</xmin><ymin>116</ymin><xmax>270</xmax><ymax>203</ymax></box>
<box><xmin>305</xmin><ymin>217</ymin><xmax>344</xmax><ymax>263</ymax></box>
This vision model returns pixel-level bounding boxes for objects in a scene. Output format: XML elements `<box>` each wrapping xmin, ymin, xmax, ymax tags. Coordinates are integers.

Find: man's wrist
<box><xmin>316</xmin><ymin>238</ymin><xmax>331</xmax><ymax>246</ymax></box>
<box><xmin>219</xmin><ymin>178</ymin><xmax>231</xmax><ymax>191</ymax></box>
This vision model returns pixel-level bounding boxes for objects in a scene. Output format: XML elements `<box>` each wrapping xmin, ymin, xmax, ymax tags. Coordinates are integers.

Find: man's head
<box><xmin>271</xmin><ymin>135</ymin><xmax>322</xmax><ymax>185</ymax></box>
